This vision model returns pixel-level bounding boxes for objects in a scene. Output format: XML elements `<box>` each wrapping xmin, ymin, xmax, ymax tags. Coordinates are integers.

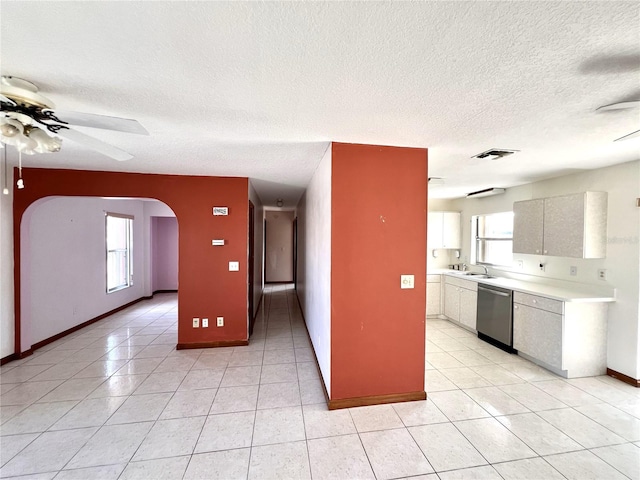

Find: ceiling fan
<box><xmin>596</xmin><ymin>100</ymin><xmax>640</xmax><ymax>142</ymax></box>
<box><xmin>0</xmin><ymin>76</ymin><xmax>149</xmax><ymax>161</ymax></box>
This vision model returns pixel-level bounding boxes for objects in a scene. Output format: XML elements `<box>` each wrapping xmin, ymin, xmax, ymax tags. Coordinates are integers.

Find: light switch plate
<box><xmin>401</xmin><ymin>274</ymin><xmax>415</xmax><ymax>289</ymax></box>
<box><xmin>229</xmin><ymin>261</ymin><xmax>239</xmax><ymax>271</ymax></box>
<box><xmin>202</xmin><ymin>318</ymin><xmax>209</xmax><ymax>328</ymax></box>
<box><xmin>216</xmin><ymin>316</ymin><xmax>224</xmax><ymax>327</ymax></box>
<box><xmin>192</xmin><ymin>317</ymin><xmax>199</xmax><ymax>328</ymax></box>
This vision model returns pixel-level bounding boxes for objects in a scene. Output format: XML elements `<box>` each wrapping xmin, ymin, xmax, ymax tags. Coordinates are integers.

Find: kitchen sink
<box><xmin>451</xmin><ymin>271</ymin><xmax>495</xmax><ymax>279</ymax></box>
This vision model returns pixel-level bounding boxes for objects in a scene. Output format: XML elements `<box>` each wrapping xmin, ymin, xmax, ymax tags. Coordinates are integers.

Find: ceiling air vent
<box><xmin>466</xmin><ymin>188</ymin><xmax>506</xmax><ymax>198</ymax></box>
<box><xmin>472</xmin><ymin>148</ymin><xmax>519</xmax><ymax>160</ymax></box>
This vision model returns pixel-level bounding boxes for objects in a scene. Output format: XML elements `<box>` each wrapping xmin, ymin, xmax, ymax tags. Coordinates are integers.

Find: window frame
<box><xmin>105</xmin><ymin>212</ymin><xmax>134</xmax><ymax>293</ymax></box>
<box><xmin>471</xmin><ymin>211</ymin><xmax>514</xmax><ymax>267</ymax></box>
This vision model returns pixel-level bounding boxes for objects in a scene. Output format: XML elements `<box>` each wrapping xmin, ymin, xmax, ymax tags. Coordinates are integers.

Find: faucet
<box><xmin>480</xmin><ymin>265</ymin><xmax>489</xmax><ymax>276</ymax></box>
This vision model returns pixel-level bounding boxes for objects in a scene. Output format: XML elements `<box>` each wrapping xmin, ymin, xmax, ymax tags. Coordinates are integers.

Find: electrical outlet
<box><xmin>570</xmin><ymin>266</ymin><xmax>577</xmax><ymax>276</ymax></box>
<box><xmin>202</xmin><ymin>318</ymin><xmax>209</xmax><ymax>328</ymax></box>
<box><xmin>217</xmin><ymin>316</ymin><xmax>224</xmax><ymax>327</ymax></box>
<box><xmin>598</xmin><ymin>269</ymin><xmax>607</xmax><ymax>280</ymax></box>
<box><xmin>192</xmin><ymin>317</ymin><xmax>200</xmax><ymax>328</ymax></box>
<box><xmin>229</xmin><ymin>261</ymin><xmax>239</xmax><ymax>271</ymax></box>
<box><xmin>539</xmin><ymin>263</ymin><xmax>545</xmax><ymax>272</ymax></box>
<box><xmin>516</xmin><ymin>260</ymin><xmax>523</xmax><ymax>269</ymax></box>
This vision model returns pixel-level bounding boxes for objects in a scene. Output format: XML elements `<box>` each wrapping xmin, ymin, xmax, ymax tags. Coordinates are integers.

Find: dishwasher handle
<box><xmin>478</xmin><ymin>285</ymin><xmax>511</xmax><ymax>297</ymax></box>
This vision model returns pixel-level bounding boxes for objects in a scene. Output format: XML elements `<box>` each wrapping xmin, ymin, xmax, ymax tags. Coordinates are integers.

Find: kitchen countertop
<box><xmin>433</xmin><ymin>270</ymin><xmax>615</xmax><ymax>303</ymax></box>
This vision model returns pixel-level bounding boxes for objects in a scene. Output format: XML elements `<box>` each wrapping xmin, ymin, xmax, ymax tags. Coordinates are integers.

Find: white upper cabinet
<box><xmin>513</xmin><ymin>192</ymin><xmax>607</xmax><ymax>258</ymax></box>
<box><xmin>428</xmin><ymin>211</ymin><xmax>461</xmax><ymax>249</ymax></box>
<box><xmin>513</xmin><ymin>199</ymin><xmax>544</xmax><ymax>255</ymax></box>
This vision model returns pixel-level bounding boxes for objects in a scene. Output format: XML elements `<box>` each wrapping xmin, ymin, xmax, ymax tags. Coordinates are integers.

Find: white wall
<box><xmin>296</xmin><ymin>145</ymin><xmax>332</xmax><ymax>395</ymax></box>
<box><xmin>142</xmin><ymin>200</ymin><xmax>175</xmax><ymax>297</ymax></box>
<box><xmin>0</xmin><ymin>166</ymin><xmax>15</xmax><ymax>358</ymax></box>
<box><xmin>265</xmin><ymin>210</ymin><xmax>294</xmax><ymax>282</ymax></box>
<box><xmin>24</xmin><ymin>197</ymin><xmax>146</xmax><ymax>345</ymax></box>
<box><xmin>152</xmin><ymin>217</ymin><xmax>179</xmax><ymax>291</ymax></box>
<box><xmin>249</xmin><ymin>183</ymin><xmax>264</xmax><ymax>318</ymax></box>
<box><xmin>451</xmin><ymin>160</ymin><xmax>640</xmax><ymax>379</ymax></box>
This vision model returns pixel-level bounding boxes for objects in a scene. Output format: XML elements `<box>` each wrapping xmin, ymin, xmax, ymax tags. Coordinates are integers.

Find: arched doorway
<box><xmin>19</xmin><ymin>196</ymin><xmax>178</xmax><ymax>353</ymax></box>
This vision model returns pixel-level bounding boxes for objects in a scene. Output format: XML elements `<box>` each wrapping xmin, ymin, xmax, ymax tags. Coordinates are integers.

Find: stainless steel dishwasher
<box><xmin>476</xmin><ymin>284</ymin><xmax>515</xmax><ymax>353</ymax></box>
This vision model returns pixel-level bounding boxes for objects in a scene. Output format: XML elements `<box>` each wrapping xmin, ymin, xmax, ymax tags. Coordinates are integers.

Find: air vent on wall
<box><xmin>472</xmin><ymin>148</ymin><xmax>519</xmax><ymax>160</ymax></box>
<box><xmin>466</xmin><ymin>188</ymin><xmax>506</xmax><ymax>198</ymax></box>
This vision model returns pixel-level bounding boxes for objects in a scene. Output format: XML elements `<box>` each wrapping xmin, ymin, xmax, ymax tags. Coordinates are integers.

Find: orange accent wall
<box><xmin>13</xmin><ymin>168</ymin><xmax>249</xmax><ymax>352</ymax></box>
<box><xmin>331</xmin><ymin>143</ymin><xmax>427</xmax><ymax>400</ymax></box>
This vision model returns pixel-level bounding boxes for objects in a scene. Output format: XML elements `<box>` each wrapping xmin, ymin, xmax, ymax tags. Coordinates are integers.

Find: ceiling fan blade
<box><xmin>43</xmin><ymin>109</ymin><xmax>149</xmax><ymax>135</ymax></box>
<box><xmin>0</xmin><ymin>94</ymin><xmax>16</xmax><ymax>106</ymax></box>
<box><xmin>56</xmin><ymin>127</ymin><xmax>134</xmax><ymax>161</ymax></box>
<box><xmin>597</xmin><ymin>101</ymin><xmax>640</xmax><ymax>112</ymax></box>
<box><xmin>614</xmin><ymin>129</ymin><xmax>640</xmax><ymax>142</ymax></box>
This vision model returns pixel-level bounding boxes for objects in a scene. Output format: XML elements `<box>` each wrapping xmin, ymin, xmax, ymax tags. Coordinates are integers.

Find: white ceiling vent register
<box><xmin>466</xmin><ymin>188</ymin><xmax>506</xmax><ymax>198</ymax></box>
<box><xmin>472</xmin><ymin>149</ymin><xmax>519</xmax><ymax>160</ymax></box>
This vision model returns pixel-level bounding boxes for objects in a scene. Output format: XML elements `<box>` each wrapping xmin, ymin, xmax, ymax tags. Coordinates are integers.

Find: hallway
<box><xmin>1</xmin><ymin>286</ymin><xmax>639</xmax><ymax>479</ymax></box>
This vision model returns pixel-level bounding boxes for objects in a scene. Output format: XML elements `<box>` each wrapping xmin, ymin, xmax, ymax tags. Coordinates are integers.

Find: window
<box><xmin>106</xmin><ymin>213</ymin><xmax>133</xmax><ymax>292</ymax></box>
<box><xmin>472</xmin><ymin>211</ymin><xmax>514</xmax><ymax>266</ymax></box>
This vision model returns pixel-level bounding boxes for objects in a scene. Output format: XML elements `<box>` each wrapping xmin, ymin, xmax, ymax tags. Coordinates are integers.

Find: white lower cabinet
<box><xmin>443</xmin><ymin>276</ymin><xmax>477</xmax><ymax>331</ymax></box>
<box><xmin>459</xmin><ymin>288</ymin><xmax>478</xmax><ymax>331</ymax></box>
<box><xmin>444</xmin><ymin>283</ymin><xmax>459</xmax><ymax>320</ymax></box>
<box><xmin>513</xmin><ymin>291</ymin><xmax>608</xmax><ymax>378</ymax></box>
<box><xmin>426</xmin><ymin>275</ymin><xmax>441</xmax><ymax>316</ymax></box>
<box><xmin>513</xmin><ymin>303</ymin><xmax>563</xmax><ymax>369</ymax></box>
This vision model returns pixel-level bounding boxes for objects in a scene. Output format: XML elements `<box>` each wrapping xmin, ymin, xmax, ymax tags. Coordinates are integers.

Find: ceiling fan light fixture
<box><xmin>276</xmin><ymin>198</ymin><xmax>284</xmax><ymax>207</ymax></box>
<box><xmin>0</xmin><ymin>122</ymin><xmax>19</xmax><ymax>138</ymax></box>
<box><xmin>0</xmin><ymin>117</ymin><xmax>24</xmax><ymax>140</ymax></box>
<box><xmin>28</xmin><ymin>127</ymin><xmax>62</xmax><ymax>153</ymax></box>
<box><xmin>1</xmin><ymin>75</ymin><xmax>147</xmax><ymax>161</ymax></box>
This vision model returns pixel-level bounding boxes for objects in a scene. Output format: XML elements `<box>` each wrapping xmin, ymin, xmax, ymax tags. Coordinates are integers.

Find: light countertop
<box><xmin>430</xmin><ymin>270</ymin><xmax>615</xmax><ymax>303</ymax></box>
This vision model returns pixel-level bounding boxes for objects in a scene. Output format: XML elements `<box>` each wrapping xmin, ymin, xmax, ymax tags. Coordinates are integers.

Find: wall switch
<box><xmin>192</xmin><ymin>317</ymin><xmax>200</xmax><ymax>328</ymax></box>
<box><xmin>400</xmin><ymin>274</ymin><xmax>415</xmax><ymax>289</ymax></box>
<box><xmin>598</xmin><ymin>269</ymin><xmax>607</xmax><ymax>280</ymax></box>
<box><xmin>202</xmin><ymin>318</ymin><xmax>209</xmax><ymax>328</ymax></box>
<box><xmin>229</xmin><ymin>261</ymin><xmax>239</xmax><ymax>271</ymax></box>
<box><xmin>217</xmin><ymin>316</ymin><xmax>224</xmax><ymax>327</ymax></box>
<box><xmin>570</xmin><ymin>266</ymin><xmax>577</xmax><ymax>276</ymax></box>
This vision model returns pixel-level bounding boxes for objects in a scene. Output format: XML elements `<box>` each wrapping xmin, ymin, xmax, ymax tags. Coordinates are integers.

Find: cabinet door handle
<box><xmin>532</xmin><ymin>299</ymin><xmax>537</xmax><ymax>303</ymax></box>
<box><xmin>543</xmin><ymin>250</ymin><xmax>548</xmax><ymax>254</ymax></box>
<box><xmin>535</xmin><ymin>249</ymin><xmax>540</xmax><ymax>253</ymax></box>
<box><xmin>514</xmin><ymin>305</ymin><xmax>519</xmax><ymax>309</ymax></box>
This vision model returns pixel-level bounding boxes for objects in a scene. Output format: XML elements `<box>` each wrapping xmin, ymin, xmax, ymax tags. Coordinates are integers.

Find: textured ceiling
<box><xmin>1</xmin><ymin>1</ymin><xmax>639</xmax><ymax>204</ymax></box>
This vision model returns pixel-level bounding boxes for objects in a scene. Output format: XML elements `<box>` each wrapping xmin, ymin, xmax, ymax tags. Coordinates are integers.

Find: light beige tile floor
<box><xmin>1</xmin><ymin>285</ymin><xmax>639</xmax><ymax>479</ymax></box>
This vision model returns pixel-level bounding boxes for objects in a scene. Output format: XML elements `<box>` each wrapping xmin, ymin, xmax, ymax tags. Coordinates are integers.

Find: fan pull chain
<box><xmin>17</xmin><ymin>150</ymin><xmax>24</xmax><ymax>189</ymax></box>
